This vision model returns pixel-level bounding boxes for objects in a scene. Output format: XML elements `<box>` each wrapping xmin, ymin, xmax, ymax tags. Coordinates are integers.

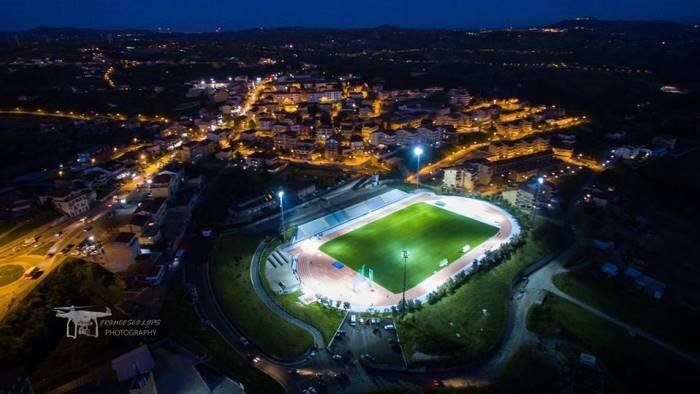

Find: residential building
<box><xmin>239</xmin><ymin>129</ymin><xmax>258</xmax><ymax>142</ymax></box>
<box><xmin>179</xmin><ymin>140</ymin><xmax>215</xmax><ymax>162</ymax></box>
<box><xmin>150</xmin><ymin>171</ymin><xmax>181</xmax><ymax>199</ymax></box>
<box><xmin>396</xmin><ymin>128</ymin><xmax>420</xmax><ymax>146</ymax></box>
<box><xmin>135</xmin><ymin>197</ymin><xmax>168</xmax><ymax>226</ymax></box>
<box><xmin>494</xmin><ymin>119</ymin><xmax>534</xmax><ymax>140</ymax></box>
<box><xmin>103</xmin><ymin>232</ymin><xmax>141</xmax><ymax>273</ymax></box>
<box><xmin>294</xmin><ymin>139</ymin><xmax>316</xmax><ymax>158</ymax></box>
<box><xmin>274</xmin><ymin>132</ymin><xmax>298</xmax><ymax>151</ymax></box>
<box><xmin>230</xmin><ymin>193</ymin><xmax>277</xmax><ymax>222</ymax></box>
<box><xmin>443</xmin><ymin>162</ymin><xmax>493</xmax><ymax>191</ymax></box>
<box><xmin>245</xmin><ymin>152</ymin><xmax>279</xmax><ymax>169</ymax></box>
<box><xmin>349</xmin><ymin>135</ymin><xmax>365</xmax><ymax>152</ymax></box>
<box><xmin>487</xmin><ymin>136</ymin><xmax>550</xmax><ymax>160</ymax></box>
<box><xmin>123</xmin><ymin>214</ymin><xmax>161</xmax><ymax>247</ymax></box>
<box><xmin>307</xmin><ymin>90</ymin><xmax>342</xmax><ymax>103</ymax></box>
<box><xmin>324</xmin><ymin>137</ymin><xmax>341</xmax><ymax>160</ymax></box>
<box><xmin>51</xmin><ymin>188</ymin><xmax>96</xmax><ymax>217</ymax></box>
<box><xmin>448</xmin><ymin>88</ymin><xmax>472</xmax><ymax>106</ymax></box>
<box><xmin>501</xmin><ymin>185</ymin><xmax>535</xmax><ymax>211</ymax></box>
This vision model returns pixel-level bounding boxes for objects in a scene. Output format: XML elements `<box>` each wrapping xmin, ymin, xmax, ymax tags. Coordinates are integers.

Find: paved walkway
<box><xmin>250</xmin><ymin>240</ymin><xmax>327</xmax><ymax>352</ymax></box>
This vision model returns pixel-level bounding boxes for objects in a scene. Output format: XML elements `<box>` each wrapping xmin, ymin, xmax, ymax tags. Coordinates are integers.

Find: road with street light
<box><xmin>0</xmin><ymin>146</ymin><xmax>177</xmax><ymax>320</ymax></box>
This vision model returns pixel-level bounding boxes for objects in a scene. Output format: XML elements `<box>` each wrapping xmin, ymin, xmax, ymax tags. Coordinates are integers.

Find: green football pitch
<box><xmin>319</xmin><ymin>202</ymin><xmax>499</xmax><ymax>293</ymax></box>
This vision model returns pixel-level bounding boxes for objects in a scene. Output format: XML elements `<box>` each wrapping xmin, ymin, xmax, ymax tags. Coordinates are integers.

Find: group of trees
<box><xmin>424</xmin><ymin>232</ymin><xmax>529</xmax><ymax>306</ymax></box>
<box><xmin>315</xmin><ymin>295</ymin><xmax>351</xmax><ymax>311</ymax></box>
<box><xmin>391</xmin><ymin>298</ymin><xmax>424</xmax><ymax>316</ymax></box>
<box><xmin>0</xmin><ymin>259</ymin><xmax>125</xmax><ymax>372</ymax></box>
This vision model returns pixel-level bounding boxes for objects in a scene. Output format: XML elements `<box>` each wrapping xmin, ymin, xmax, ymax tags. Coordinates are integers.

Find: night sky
<box><xmin>2</xmin><ymin>0</ymin><xmax>699</xmax><ymax>31</ymax></box>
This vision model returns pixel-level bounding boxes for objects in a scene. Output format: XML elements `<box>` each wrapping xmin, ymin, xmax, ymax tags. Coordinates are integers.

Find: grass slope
<box><xmin>319</xmin><ymin>202</ymin><xmax>498</xmax><ymax>293</ymax></box>
<box><xmin>397</xmin><ymin>222</ymin><xmax>566</xmax><ymax>366</ymax></box>
<box><xmin>553</xmin><ymin>271</ymin><xmax>700</xmax><ymax>354</ymax></box>
<box><xmin>211</xmin><ymin>234</ymin><xmax>313</xmax><ymax>359</ymax></box>
<box><xmin>277</xmin><ymin>292</ymin><xmax>346</xmax><ymax>345</ymax></box>
<box><xmin>528</xmin><ymin>294</ymin><xmax>700</xmax><ymax>393</ymax></box>
<box><xmin>0</xmin><ymin>264</ymin><xmax>24</xmax><ymax>286</ymax></box>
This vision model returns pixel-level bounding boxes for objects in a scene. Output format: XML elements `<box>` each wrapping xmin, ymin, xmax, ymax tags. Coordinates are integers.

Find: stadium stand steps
<box><xmin>351</xmin><ymin>176</ymin><xmax>371</xmax><ymax>190</ymax></box>
<box><xmin>294</xmin><ymin>189</ymin><xmax>409</xmax><ymax>241</ymax></box>
<box><xmin>268</xmin><ymin>250</ymin><xmax>291</xmax><ymax>269</ymax></box>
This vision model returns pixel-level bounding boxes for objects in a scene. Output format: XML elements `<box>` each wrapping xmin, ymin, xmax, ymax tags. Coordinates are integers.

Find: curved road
<box><xmin>187</xmin><ymin>236</ymin><xmax>298</xmax><ymax>392</ymax></box>
<box><xmin>249</xmin><ymin>240</ymin><xmax>327</xmax><ymax>352</ymax></box>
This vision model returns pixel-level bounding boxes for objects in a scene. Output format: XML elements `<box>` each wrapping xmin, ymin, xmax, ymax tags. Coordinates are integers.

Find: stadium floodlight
<box><xmin>401</xmin><ymin>250</ymin><xmax>409</xmax><ymax>319</ymax></box>
<box><xmin>278</xmin><ymin>190</ymin><xmax>286</xmax><ymax>240</ymax></box>
<box><xmin>413</xmin><ymin>146</ymin><xmax>424</xmax><ymax>190</ymax></box>
<box><xmin>531</xmin><ymin>177</ymin><xmax>545</xmax><ymax>221</ymax></box>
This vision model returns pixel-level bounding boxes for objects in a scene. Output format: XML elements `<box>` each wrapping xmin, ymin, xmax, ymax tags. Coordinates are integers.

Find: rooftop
<box><xmin>114</xmin><ymin>232</ymin><xmax>137</xmax><ymax>244</ymax></box>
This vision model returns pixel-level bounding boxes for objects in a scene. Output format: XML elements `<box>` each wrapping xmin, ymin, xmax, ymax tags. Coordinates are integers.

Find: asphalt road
<box><xmin>186</xmin><ymin>235</ymin><xmax>300</xmax><ymax>392</ymax></box>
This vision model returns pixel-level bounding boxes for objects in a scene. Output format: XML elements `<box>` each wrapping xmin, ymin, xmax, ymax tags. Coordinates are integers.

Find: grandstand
<box><xmin>293</xmin><ymin>189</ymin><xmax>408</xmax><ymax>242</ymax></box>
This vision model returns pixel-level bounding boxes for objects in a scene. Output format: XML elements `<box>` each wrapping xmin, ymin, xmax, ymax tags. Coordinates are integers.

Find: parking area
<box><xmin>329</xmin><ymin>313</ymin><xmax>405</xmax><ymax>367</ymax></box>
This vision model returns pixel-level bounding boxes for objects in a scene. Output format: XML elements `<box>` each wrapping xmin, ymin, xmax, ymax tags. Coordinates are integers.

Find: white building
<box><xmin>307</xmin><ymin>90</ymin><xmax>343</xmax><ymax>103</ymax></box>
<box><xmin>396</xmin><ymin>126</ymin><xmax>444</xmax><ymax>146</ymax></box>
<box><xmin>51</xmin><ymin>188</ymin><xmax>96</xmax><ymax>217</ymax></box>
<box><xmin>443</xmin><ymin>162</ymin><xmax>492</xmax><ymax>192</ymax></box>
<box><xmin>369</xmin><ymin>130</ymin><xmax>397</xmax><ymax>147</ymax></box>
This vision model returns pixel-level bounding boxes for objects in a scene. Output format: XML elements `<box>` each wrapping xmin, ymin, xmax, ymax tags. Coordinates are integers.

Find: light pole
<box><xmin>531</xmin><ymin>177</ymin><xmax>544</xmax><ymax>222</ymax></box>
<box><xmin>278</xmin><ymin>190</ymin><xmax>286</xmax><ymax>240</ymax></box>
<box><xmin>401</xmin><ymin>250</ymin><xmax>409</xmax><ymax>318</ymax></box>
<box><xmin>413</xmin><ymin>146</ymin><xmax>423</xmax><ymax>190</ymax></box>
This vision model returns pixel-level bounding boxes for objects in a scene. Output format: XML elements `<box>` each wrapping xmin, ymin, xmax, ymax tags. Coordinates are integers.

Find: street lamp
<box><xmin>413</xmin><ymin>146</ymin><xmax>423</xmax><ymax>189</ymax></box>
<box><xmin>400</xmin><ymin>250</ymin><xmax>409</xmax><ymax>319</ymax></box>
<box><xmin>278</xmin><ymin>190</ymin><xmax>286</xmax><ymax>240</ymax></box>
<box><xmin>531</xmin><ymin>177</ymin><xmax>545</xmax><ymax>222</ymax></box>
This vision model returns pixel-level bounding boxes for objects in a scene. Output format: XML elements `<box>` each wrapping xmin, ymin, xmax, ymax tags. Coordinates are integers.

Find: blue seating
<box><xmin>294</xmin><ymin>189</ymin><xmax>408</xmax><ymax>241</ymax></box>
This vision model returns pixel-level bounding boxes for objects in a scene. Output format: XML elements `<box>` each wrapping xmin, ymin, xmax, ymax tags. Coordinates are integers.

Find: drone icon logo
<box><xmin>54</xmin><ymin>305</ymin><xmax>112</xmax><ymax>339</ymax></box>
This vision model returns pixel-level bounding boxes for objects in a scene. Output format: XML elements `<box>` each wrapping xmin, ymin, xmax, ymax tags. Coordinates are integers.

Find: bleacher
<box><xmin>294</xmin><ymin>189</ymin><xmax>408</xmax><ymax>242</ymax></box>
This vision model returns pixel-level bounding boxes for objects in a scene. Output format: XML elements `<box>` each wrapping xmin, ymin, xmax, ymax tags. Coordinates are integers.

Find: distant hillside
<box><xmin>0</xmin><ymin>26</ymin><xmax>153</xmax><ymax>43</ymax></box>
<box><xmin>546</xmin><ymin>17</ymin><xmax>698</xmax><ymax>37</ymax></box>
<box><xmin>1</xmin><ymin>18</ymin><xmax>699</xmax><ymax>43</ymax></box>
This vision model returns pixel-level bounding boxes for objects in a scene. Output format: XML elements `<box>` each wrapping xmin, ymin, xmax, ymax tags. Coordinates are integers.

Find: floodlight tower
<box><xmin>401</xmin><ymin>250</ymin><xmax>409</xmax><ymax>318</ymax></box>
<box><xmin>278</xmin><ymin>190</ymin><xmax>286</xmax><ymax>240</ymax></box>
<box><xmin>413</xmin><ymin>146</ymin><xmax>424</xmax><ymax>190</ymax></box>
<box><xmin>531</xmin><ymin>177</ymin><xmax>544</xmax><ymax>222</ymax></box>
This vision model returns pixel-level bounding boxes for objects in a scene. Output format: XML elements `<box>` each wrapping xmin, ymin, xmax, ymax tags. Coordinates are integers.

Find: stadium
<box><xmin>264</xmin><ymin>190</ymin><xmax>520</xmax><ymax>311</ymax></box>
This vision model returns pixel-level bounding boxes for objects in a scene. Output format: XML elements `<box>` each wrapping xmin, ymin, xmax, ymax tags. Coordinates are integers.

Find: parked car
<box><xmin>23</xmin><ymin>266</ymin><xmax>40</xmax><ymax>279</ymax></box>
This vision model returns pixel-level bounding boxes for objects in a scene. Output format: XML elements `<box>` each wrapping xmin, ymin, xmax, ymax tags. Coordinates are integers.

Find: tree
<box><xmin>414</xmin><ymin>299</ymin><xmax>423</xmax><ymax>310</ymax></box>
